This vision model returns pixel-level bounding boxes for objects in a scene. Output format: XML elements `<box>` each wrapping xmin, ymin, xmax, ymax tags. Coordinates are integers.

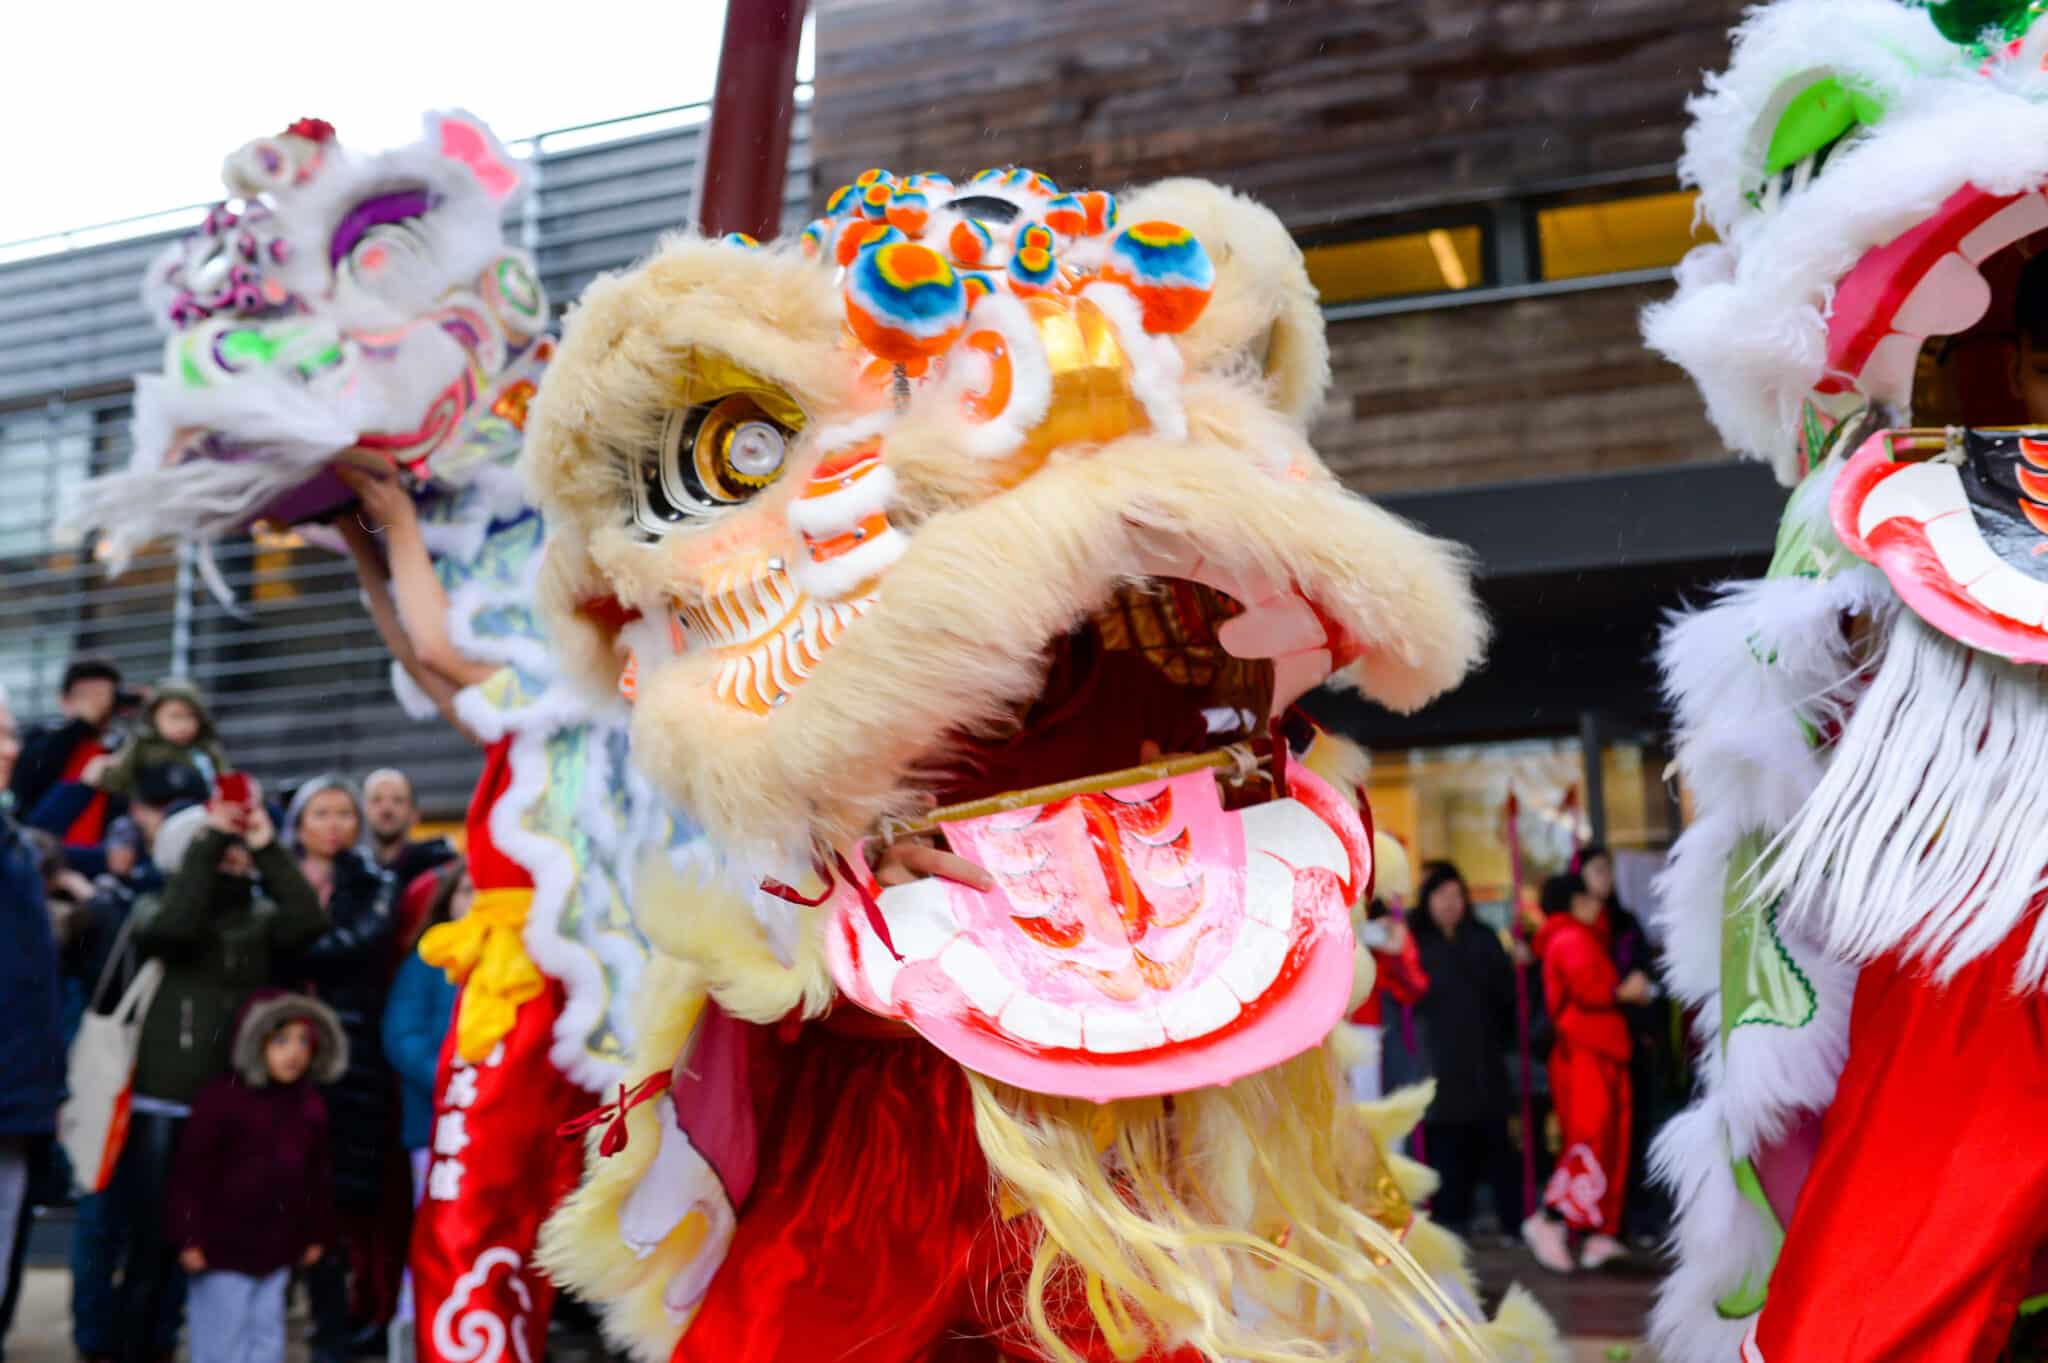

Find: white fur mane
<box><xmin>1758</xmin><ymin>608</ymin><xmax>2048</xmax><ymax>988</ymax></box>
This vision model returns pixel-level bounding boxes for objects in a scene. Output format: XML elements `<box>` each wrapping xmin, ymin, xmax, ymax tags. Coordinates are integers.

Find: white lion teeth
<box><xmin>1966</xmin><ymin>561</ymin><xmax>2048</xmax><ymax>627</ymax></box>
<box><xmin>939</xmin><ymin>939</ymin><xmax>1013</xmax><ymax>1016</ymax></box>
<box><xmin>1855</xmin><ymin>461</ymin><xmax>1966</xmax><ymax>539</ymax></box>
<box><xmin>1239</xmin><ymin>798</ymin><xmax>1349</xmax><ymax>879</ymax></box>
<box><xmin>1924</xmin><ymin>510</ymin><xmax>2001</xmax><ymax>587</ymax></box>
<box><xmin>1216</xmin><ymin>594</ymin><xmax>1325</xmax><ymax>658</ymax></box>
<box><xmin>1960</xmin><ymin>194</ymin><xmax>2048</xmax><ymax>265</ymax></box>
<box><xmin>875</xmin><ymin>878</ymin><xmax>959</xmax><ymax>961</ymax></box>
<box><xmin>1217</xmin><ymin>920</ymin><xmax>1291</xmax><ymax>1003</ymax></box>
<box><xmin>853</xmin><ymin>908</ymin><xmax>904</xmax><ymax>1006</ymax></box>
<box><xmin>1159</xmin><ymin>975</ymin><xmax>1242</xmax><ymax>1042</ymax></box>
<box><xmin>997</xmin><ymin>992</ymin><xmax>1083</xmax><ymax>1049</ymax></box>
<box><xmin>1890</xmin><ymin>252</ymin><xmax>1989</xmax><ymax>339</ymax></box>
<box><xmin>1080</xmin><ymin>1008</ymin><xmax>1167</xmax><ymax>1054</ymax></box>
<box><xmin>1244</xmin><ymin>850</ymin><xmax>1296</xmax><ymax>929</ymax></box>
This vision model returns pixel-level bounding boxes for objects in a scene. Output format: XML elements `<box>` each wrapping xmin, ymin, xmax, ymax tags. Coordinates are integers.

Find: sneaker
<box><xmin>1580</xmin><ymin>1232</ymin><xmax>1630</xmax><ymax>1270</ymax></box>
<box><xmin>1520</xmin><ymin>1212</ymin><xmax>1575</xmax><ymax>1274</ymax></box>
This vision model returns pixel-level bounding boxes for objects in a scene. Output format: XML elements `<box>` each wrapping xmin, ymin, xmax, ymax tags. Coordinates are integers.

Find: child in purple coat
<box><xmin>168</xmin><ymin>990</ymin><xmax>347</xmax><ymax>1363</ymax></box>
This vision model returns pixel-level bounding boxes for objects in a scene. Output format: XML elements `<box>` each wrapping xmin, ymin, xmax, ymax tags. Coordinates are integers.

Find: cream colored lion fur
<box><xmin>620</xmin><ymin>402</ymin><xmax>1482</xmax><ymax>857</ymax></box>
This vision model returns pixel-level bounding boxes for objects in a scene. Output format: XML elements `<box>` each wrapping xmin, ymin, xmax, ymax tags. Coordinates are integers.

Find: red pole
<box><xmin>1507</xmin><ymin>791</ymin><xmax>1537</xmax><ymax>1222</ymax></box>
<box><xmin>695</xmin><ymin>0</ymin><xmax>810</xmax><ymax>240</ymax></box>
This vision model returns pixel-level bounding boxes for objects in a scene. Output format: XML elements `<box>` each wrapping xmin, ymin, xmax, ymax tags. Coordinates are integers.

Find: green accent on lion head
<box><xmin>1765</xmin><ymin>78</ymin><xmax>1886</xmax><ymax>176</ymax></box>
<box><xmin>1919</xmin><ymin>0</ymin><xmax>2047</xmax><ymax>46</ymax></box>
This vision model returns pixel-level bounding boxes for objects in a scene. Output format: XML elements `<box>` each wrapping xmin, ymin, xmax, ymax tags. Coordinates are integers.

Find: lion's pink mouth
<box><xmin>1825</xmin><ymin>185</ymin><xmax>2048</xmax><ymax>411</ymax></box>
<box><xmin>812</xmin><ymin>542</ymin><xmax>1368</xmax><ymax>1100</ymax></box>
<box><xmin>825</xmin><ymin>754</ymin><xmax>1366</xmax><ymax>1100</ymax></box>
<box><xmin>1834</xmin><ymin>427</ymin><xmax>2048</xmax><ymax>662</ymax></box>
<box><xmin>1823</xmin><ymin>182</ymin><xmax>2048</xmax><ymax>661</ymax></box>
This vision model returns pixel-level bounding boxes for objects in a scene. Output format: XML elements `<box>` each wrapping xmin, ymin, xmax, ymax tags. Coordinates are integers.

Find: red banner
<box><xmin>410</xmin><ymin>979</ymin><xmax>586</xmax><ymax>1363</ymax></box>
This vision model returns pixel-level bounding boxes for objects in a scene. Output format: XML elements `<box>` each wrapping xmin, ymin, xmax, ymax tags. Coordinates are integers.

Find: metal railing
<box><xmin>0</xmin><ymin>96</ymin><xmax>812</xmax><ymax>817</ymax></box>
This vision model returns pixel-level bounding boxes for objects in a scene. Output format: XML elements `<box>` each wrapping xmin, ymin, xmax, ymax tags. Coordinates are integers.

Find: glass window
<box><xmin>1365</xmin><ymin>736</ymin><xmax>1676</xmax><ymax>925</ymax></box>
<box><xmin>1304</xmin><ymin>225</ymin><xmax>1485</xmax><ymax>305</ymax></box>
<box><xmin>1537</xmin><ymin>190</ymin><xmax>1712</xmax><ymax>282</ymax></box>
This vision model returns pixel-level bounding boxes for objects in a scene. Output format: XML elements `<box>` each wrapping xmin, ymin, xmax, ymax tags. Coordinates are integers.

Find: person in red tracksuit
<box><xmin>1522</xmin><ymin>872</ymin><xmax>1650</xmax><ymax>1275</ymax></box>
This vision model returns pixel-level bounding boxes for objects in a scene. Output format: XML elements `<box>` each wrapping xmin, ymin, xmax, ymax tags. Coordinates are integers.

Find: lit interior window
<box><xmin>1538</xmin><ymin>190</ymin><xmax>1713</xmax><ymax>282</ymax></box>
<box><xmin>1304</xmin><ymin>225</ymin><xmax>1485</xmax><ymax>305</ymax></box>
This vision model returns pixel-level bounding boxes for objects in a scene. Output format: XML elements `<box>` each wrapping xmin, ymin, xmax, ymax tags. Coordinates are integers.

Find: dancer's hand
<box><xmin>1617</xmin><ymin>970</ymin><xmax>1653</xmax><ymax>1005</ymax></box>
<box><xmin>339</xmin><ymin>465</ymin><xmax>415</xmax><ymax>533</ymax></box>
<box><xmin>302</xmin><ymin>1245</ymin><xmax>324</xmax><ymax>1267</ymax></box>
<box><xmin>179</xmin><ymin>1247</ymin><xmax>207</xmax><ymax>1273</ymax></box>
<box><xmin>874</xmin><ymin>839</ymin><xmax>994</xmax><ymax>891</ymax></box>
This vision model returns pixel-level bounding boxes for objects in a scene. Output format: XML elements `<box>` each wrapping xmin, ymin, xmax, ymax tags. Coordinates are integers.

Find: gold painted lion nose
<box><xmin>965</xmin><ymin>294</ymin><xmax>1152</xmax><ymax>488</ymax></box>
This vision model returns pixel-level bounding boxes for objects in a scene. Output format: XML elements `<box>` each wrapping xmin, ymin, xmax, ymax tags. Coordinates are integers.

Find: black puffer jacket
<box><xmin>1408</xmin><ymin>910</ymin><xmax>1519</xmax><ymax>1125</ymax></box>
<box><xmin>282</xmin><ymin>849</ymin><xmax>396</xmax><ymax>1211</ymax></box>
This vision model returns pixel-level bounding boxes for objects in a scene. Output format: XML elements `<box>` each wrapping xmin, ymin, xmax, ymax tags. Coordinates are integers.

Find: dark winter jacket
<box><xmin>282</xmin><ymin>849</ymin><xmax>397</xmax><ymax>1210</ymax></box>
<box><xmin>62</xmin><ymin>860</ymin><xmax>166</xmax><ymax>1018</ymax></box>
<box><xmin>167</xmin><ymin>991</ymin><xmax>345</xmax><ymax>1275</ymax></box>
<box><xmin>382</xmin><ymin>952</ymin><xmax>457</xmax><ymax>1151</ymax></box>
<box><xmin>132</xmin><ymin>829</ymin><xmax>328</xmax><ymax>1107</ymax></box>
<box><xmin>383</xmin><ymin>839</ymin><xmax>458</xmax><ymax>905</ymax></box>
<box><xmin>0</xmin><ymin>814</ymin><xmax>64</xmax><ymax>1136</ymax></box>
<box><xmin>1408</xmin><ymin>908</ymin><xmax>1519</xmax><ymax>1124</ymax></box>
<box><xmin>95</xmin><ymin>683</ymin><xmax>229</xmax><ymax>798</ymax></box>
<box><xmin>9</xmin><ymin>716</ymin><xmax>105</xmax><ymax>819</ymax></box>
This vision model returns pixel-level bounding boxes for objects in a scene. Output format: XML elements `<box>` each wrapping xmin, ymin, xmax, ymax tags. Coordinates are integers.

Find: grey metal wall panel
<box><xmin>0</xmin><ymin>103</ymin><xmax>813</xmax><ymax>819</ymax></box>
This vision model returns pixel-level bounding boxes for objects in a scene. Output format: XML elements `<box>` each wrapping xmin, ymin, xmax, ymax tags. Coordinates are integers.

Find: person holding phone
<box><xmin>110</xmin><ymin>780</ymin><xmax>328</xmax><ymax>1363</ymax></box>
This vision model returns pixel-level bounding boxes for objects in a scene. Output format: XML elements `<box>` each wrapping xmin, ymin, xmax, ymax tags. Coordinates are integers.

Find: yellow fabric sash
<box><xmin>420</xmin><ymin>886</ymin><xmax>544</xmax><ymax>1062</ymax></box>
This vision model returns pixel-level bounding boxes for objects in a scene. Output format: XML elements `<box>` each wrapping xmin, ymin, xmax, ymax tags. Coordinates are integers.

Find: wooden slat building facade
<box><xmin>810</xmin><ymin>0</ymin><xmax>1779</xmax><ymax>829</ymax></box>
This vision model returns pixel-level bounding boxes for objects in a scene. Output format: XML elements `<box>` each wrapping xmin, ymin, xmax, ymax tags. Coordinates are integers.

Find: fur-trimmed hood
<box><xmin>231</xmin><ymin>989</ymin><xmax>348</xmax><ymax>1088</ymax></box>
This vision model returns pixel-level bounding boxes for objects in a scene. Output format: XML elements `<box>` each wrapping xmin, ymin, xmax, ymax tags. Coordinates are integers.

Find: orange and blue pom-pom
<box><xmin>1077</xmin><ymin>190</ymin><xmax>1117</xmax><ymax>236</ymax></box>
<box><xmin>835</xmin><ymin>219</ymin><xmax>904</xmax><ymax>267</ymax></box>
<box><xmin>844</xmin><ymin>240</ymin><xmax>969</xmax><ymax>364</ymax></box>
<box><xmin>854</xmin><ymin>168</ymin><xmax>896</xmax><ymax>189</ymax></box>
<box><xmin>799</xmin><ymin>219</ymin><xmax>829</xmax><ymax>259</ymax></box>
<box><xmin>1026</xmin><ymin>171</ymin><xmax>1059</xmax><ymax>197</ymax></box>
<box><xmin>1100</xmin><ymin>221</ymin><xmax>1214</xmax><ymax>333</ymax></box>
<box><xmin>948</xmin><ymin>217</ymin><xmax>995</xmax><ymax>267</ymax></box>
<box><xmin>1042</xmin><ymin>193</ymin><xmax>1088</xmax><ymax>238</ymax></box>
<box><xmin>904</xmin><ymin>171</ymin><xmax>953</xmax><ymax>193</ymax></box>
<box><xmin>860</xmin><ymin>181</ymin><xmax>896</xmax><ymax>222</ymax></box>
<box><xmin>958</xmin><ymin>269</ymin><xmax>999</xmax><ymax>306</ymax></box>
<box><xmin>1007</xmin><ymin>222</ymin><xmax>1060</xmax><ymax>296</ymax></box>
<box><xmin>720</xmin><ymin>232</ymin><xmax>761</xmax><ymax>249</ymax></box>
<box><xmin>824</xmin><ymin>183</ymin><xmax>860</xmax><ymax>219</ymax></box>
<box><xmin>886</xmin><ymin>188</ymin><xmax>931</xmax><ymax>236</ymax></box>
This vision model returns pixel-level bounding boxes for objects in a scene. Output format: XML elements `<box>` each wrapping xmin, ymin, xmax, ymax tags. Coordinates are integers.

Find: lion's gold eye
<box><xmin>631</xmin><ymin>392</ymin><xmax>799</xmax><ymax>536</ymax></box>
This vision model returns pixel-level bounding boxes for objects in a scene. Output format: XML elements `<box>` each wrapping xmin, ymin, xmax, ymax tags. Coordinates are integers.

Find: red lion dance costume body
<box><xmin>1645</xmin><ymin>3</ymin><xmax>2048</xmax><ymax>1359</ymax></box>
<box><xmin>522</xmin><ymin>172</ymin><xmax>1559</xmax><ymax>1360</ymax></box>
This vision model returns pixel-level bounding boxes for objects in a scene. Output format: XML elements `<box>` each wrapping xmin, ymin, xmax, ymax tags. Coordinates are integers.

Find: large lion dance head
<box><xmin>526</xmin><ymin>169</ymin><xmax>1558</xmax><ymax>1360</ymax></box>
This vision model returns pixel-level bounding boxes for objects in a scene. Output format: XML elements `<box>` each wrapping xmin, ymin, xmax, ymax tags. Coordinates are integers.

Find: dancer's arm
<box><xmin>338</xmin><ymin>468</ymin><xmax>497</xmax><ymax>688</ymax></box>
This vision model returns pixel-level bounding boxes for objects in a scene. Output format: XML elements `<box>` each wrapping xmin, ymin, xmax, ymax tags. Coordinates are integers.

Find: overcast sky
<box><xmin>1</xmin><ymin>1</ymin><xmax>814</xmax><ymax>246</ymax></box>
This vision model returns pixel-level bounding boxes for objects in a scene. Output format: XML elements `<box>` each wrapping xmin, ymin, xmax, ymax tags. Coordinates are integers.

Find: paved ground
<box><xmin>10</xmin><ymin>1228</ymin><xmax>1662</xmax><ymax>1362</ymax></box>
<box><xmin>1474</xmin><ymin>1239</ymin><xmax>1664</xmax><ymax>1362</ymax></box>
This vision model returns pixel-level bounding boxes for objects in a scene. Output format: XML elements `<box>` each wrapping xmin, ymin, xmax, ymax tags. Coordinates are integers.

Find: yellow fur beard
<box><xmin>539</xmin><ymin>861</ymin><xmax>1560</xmax><ymax>1363</ymax></box>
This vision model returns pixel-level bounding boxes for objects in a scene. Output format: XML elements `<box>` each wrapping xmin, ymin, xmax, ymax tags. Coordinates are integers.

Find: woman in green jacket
<box><xmin>109</xmin><ymin>788</ymin><xmax>327</xmax><ymax>1363</ymax></box>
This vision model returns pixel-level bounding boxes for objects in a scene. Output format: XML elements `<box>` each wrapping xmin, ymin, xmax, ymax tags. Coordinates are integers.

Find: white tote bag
<box><xmin>57</xmin><ymin>915</ymin><xmax>163</xmax><ymax>1194</ymax></box>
